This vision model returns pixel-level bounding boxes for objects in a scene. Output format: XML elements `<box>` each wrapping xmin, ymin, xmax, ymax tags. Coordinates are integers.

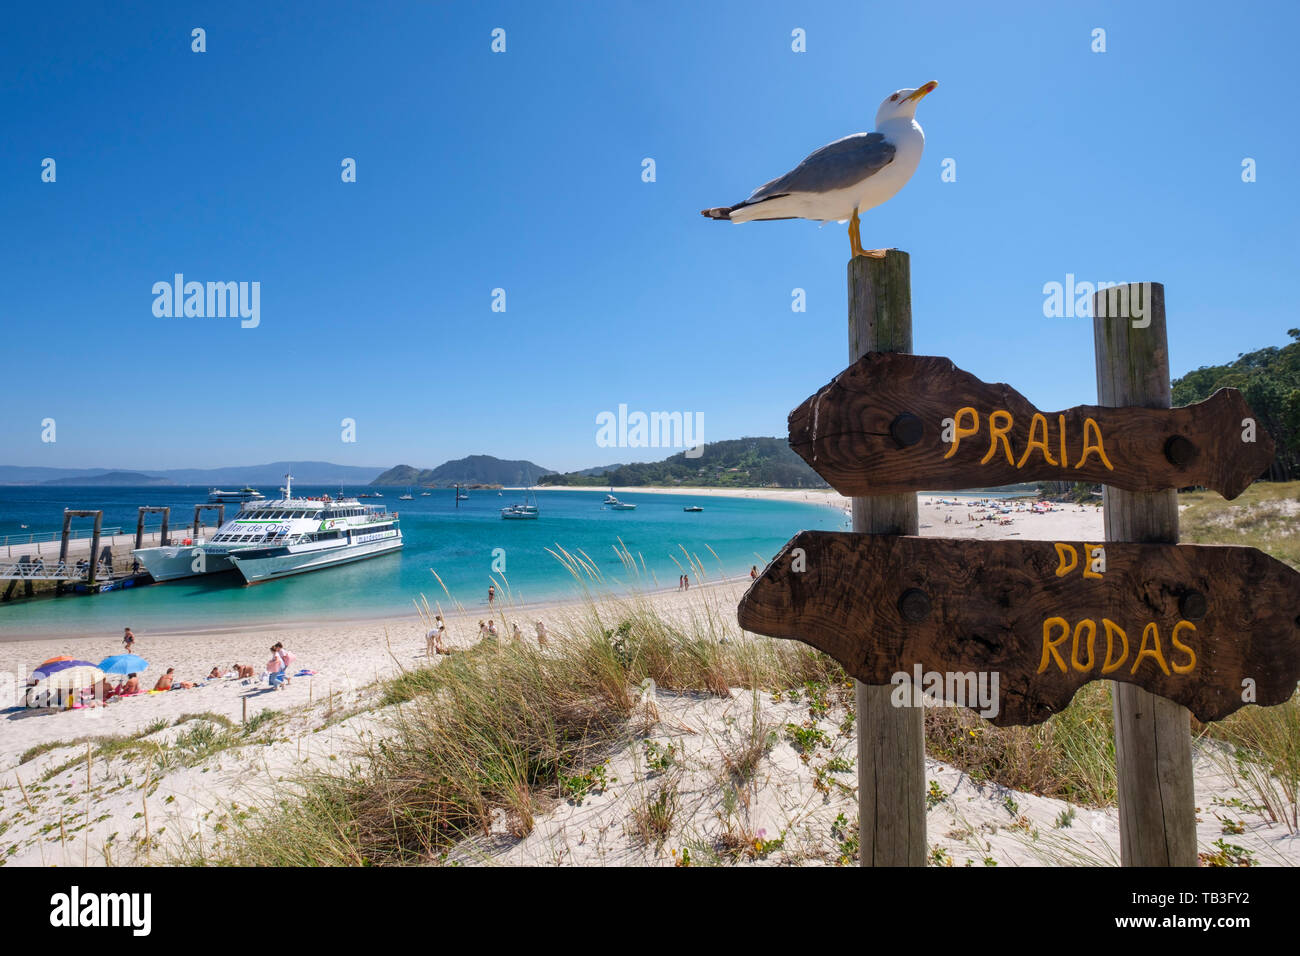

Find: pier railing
<box><xmin>0</xmin><ymin>527</ymin><xmax>124</xmax><ymax>549</ymax></box>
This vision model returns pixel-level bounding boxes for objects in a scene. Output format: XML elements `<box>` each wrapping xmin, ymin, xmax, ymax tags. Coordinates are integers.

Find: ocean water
<box><xmin>0</xmin><ymin>486</ymin><xmax>847</xmax><ymax>638</ymax></box>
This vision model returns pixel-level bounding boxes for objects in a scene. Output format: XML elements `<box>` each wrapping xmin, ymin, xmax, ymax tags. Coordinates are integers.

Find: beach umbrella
<box><xmin>31</xmin><ymin>660</ymin><xmax>104</xmax><ymax>705</ymax></box>
<box><xmin>29</xmin><ymin>662</ymin><xmax>104</xmax><ymax>697</ymax></box>
<box><xmin>39</xmin><ymin>655</ymin><xmax>74</xmax><ymax>668</ymax></box>
<box><xmin>98</xmin><ymin>654</ymin><xmax>148</xmax><ymax>675</ymax></box>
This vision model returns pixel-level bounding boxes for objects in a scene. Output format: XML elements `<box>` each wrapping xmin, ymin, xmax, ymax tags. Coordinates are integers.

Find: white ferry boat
<box><xmin>135</xmin><ymin>475</ymin><xmax>402</xmax><ymax>584</ymax></box>
<box><xmin>208</xmin><ymin>486</ymin><xmax>265</xmax><ymax>503</ymax></box>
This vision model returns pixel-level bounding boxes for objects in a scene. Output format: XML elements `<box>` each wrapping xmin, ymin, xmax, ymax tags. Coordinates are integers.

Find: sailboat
<box><xmin>501</xmin><ymin>487</ymin><xmax>539</xmax><ymax>519</ymax></box>
<box><xmin>398</xmin><ymin>487</ymin><xmax>414</xmax><ymax>501</ymax></box>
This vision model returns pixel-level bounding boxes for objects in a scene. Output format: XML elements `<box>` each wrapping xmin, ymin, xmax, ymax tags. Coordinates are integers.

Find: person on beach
<box><xmin>267</xmin><ymin>646</ymin><xmax>289</xmax><ymax>689</ymax></box>
<box><xmin>750</xmin><ymin>565</ymin><xmax>758</xmax><ymax>580</ymax></box>
<box><xmin>487</xmin><ymin>619</ymin><xmax>499</xmax><ymax>641</ymax></box>
<box><xmin>208</xmin><ymin>666</ymin><xmax>228</xmax><ymax>679</ymax></box>
<box><xmin>478</xmin><ymin>619</ymin><xmax>488</xmax><ymax>642</ymax></box>
<box><xmin>123</xmin><ymin>627</ymin><xmax>136</xmax><ymax>652</ymax></box>
<box><xmin>272</xmin><ymin>643</ymin><xmax>294</xmax><ymax>686</ymax></box>
<box><xmin>97</xmin><ymin>677</ymin><xmax>120</xmax><ymax>703</ymax></box>
<box><xmin>427</xmin><ymin>615</ymin><xmax>449</xmax><ymax>656</ymax></box>
<box><xmin>154</xmin><ymin>671</ymin><xmax>192</xmax><ymax>691</ymax></box>
<box><xmin>511</xmin><ymin>622</ymin><xmax>524</xmax><ymax>642</ymax></box>
<box><xmin>535</xmin><ymin>620</ymin><xmax>549</xmax><ymax>646</ymax></box>
<box><xmin>683</xmin><ymin>574</ymin><xmax>690</xmax><ymax>591</ymax></box>
<box><xmin>234</xmin><ymin>663</ymin><xmax>255</xmax><ymax>678</ymax></box>
<box><xmin>121</xmin><ymin>673</ymin><xmax>141</xmax><ymax>695</ymax></box>
<box><xmin>488</xmin><ymin>584</ymin><xmax>495</xmax><ymax>607</ymax></box>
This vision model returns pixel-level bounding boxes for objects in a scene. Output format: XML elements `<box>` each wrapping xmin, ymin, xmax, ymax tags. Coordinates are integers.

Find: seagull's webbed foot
<box><xmin>848</xmin><ymin>209</ymin><xmax>889</xmax><ymax>259</ymax></box>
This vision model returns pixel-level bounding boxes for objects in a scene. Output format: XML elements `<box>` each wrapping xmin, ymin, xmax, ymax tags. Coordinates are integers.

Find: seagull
<box><xmin>702</xmin><ymin>81</ymin><xmax>937</xmax><ymax>258</ymax></box>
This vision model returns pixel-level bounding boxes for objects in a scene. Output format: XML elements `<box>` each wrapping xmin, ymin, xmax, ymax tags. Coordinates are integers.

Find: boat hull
<box><xmin>228</xmin><ymin>536</ymin><xmax>403</xmax><ymax>584</ymax></box>
<box><xmin>133</xmin><ymin>545</ymin><xmax>237</xmax><ymax>581</ymax></box>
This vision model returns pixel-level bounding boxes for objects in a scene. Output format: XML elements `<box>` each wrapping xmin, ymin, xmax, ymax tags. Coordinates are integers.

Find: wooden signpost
<box><xmin>738</xmin><ymin>532</ymin><xmax>1300</xmax><ymax>725</ymax></box>
<box><xmin>788</xmin><ymin>352</ymin><xmax>1273</xmax><ymax>498</ymax></box>
<box><xmin>739</xmin><ymin>261</ymin><xmax>1295</xmax><ymax>868</ymax></box>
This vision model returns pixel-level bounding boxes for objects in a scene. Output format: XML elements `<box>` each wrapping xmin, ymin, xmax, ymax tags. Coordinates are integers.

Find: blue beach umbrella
<box><xmin>98</xmin><ymin>654</ymin><xmax>149</xmax><ymax>675</ymax></box>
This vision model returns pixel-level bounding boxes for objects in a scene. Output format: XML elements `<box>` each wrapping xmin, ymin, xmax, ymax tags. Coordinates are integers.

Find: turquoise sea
<box><xmin>0</xmin><ymin>485</ymin><xmax>847</xmax><ymax>638</ymax></box>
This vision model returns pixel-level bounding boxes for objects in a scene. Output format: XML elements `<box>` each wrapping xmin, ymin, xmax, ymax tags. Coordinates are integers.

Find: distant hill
<box><xmin>0</xmin><ymin>461</ymin><xmax>387</xmax><ymax>486</ymax></box>
<box><xmin>536</xmin><ymin>437</ymin><xmax>827</xmax><ymax>488</ymax></box>
<box><xmin>154</xmin><ymin>461</ymin><xmax>387</xmax><ymax>485</ymax></box>
<box><xmin>1172</xmin><ymin>329</ymin><xmax>1300</xmax><ymax>481</ymax></box>
<box><xmin>42</xmin><ymin>471</ymin><xmax>173</xmax><ymax>487</ymax></box>
<box><xmin>372</xmin><ymin>455</ymin><xmax>556</xmax><ymax>487</ymax></box>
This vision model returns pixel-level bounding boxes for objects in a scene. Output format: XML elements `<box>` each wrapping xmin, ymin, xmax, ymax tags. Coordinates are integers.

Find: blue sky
<box><xmin>2</xmin><ymin>0</ymin><xmax>1296</xmax><ymax>473</ymax></box>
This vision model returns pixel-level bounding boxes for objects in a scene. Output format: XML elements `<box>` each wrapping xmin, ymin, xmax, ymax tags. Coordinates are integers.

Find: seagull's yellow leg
<box><xmin>849</xmin><ymin>208</ymin><xmax>888</xmax><ymax>259</ymax></box>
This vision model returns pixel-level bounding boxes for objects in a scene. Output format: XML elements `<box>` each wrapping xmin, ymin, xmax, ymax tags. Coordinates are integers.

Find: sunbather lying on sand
<box><xmin>154</xmin><ymin>668</ymin><xmax>197</xmax><ymax>691</ymax></box>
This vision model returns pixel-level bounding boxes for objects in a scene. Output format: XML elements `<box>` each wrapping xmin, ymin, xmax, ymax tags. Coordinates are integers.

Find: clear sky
<box><xmin>2</xmin><ymin>0</ymin><xmax>1296</xmax><ymax>473</ymax></box>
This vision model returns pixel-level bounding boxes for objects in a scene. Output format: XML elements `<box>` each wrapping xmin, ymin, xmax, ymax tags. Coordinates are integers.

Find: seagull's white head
<box><xmin>875</xmin><ymin>81</ymin><xmax>938</xmax><ymax>128</ymax></box>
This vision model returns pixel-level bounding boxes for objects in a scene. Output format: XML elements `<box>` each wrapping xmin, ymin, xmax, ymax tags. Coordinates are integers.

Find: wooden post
<box><xmin>58</xmin><ymin>511</ymin><xmax>73</xmax><ymax>569</ymax></box>
<box><xmin>849</xmin><ymin>251</ymin><xmax>924</xmax><ymax>866</ymax></box>
<box><xmin>1093</xmin><ymin>282</ymin><xmax>1197</xmax><ymax>866</ymax></box>
<box><xmin>87</xmin><ymin>511</ymin><xmax>102</xmax><ymax>586</ymax></box>
<box><xmin>135</xmin><ymin>508</ymin><xmax>146</xmax><ymax>551</ymax></box>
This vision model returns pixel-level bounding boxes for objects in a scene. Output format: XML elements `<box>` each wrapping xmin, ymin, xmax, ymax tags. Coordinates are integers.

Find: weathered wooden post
<box><xmin>1093</xmin><ymin>282</ymin><xmax>1197</xmax><ymax>866</ymax></box>
<box><xmin>87</xmin><ymin>511</ymin><xmax>102</xmax><ymax>585</ymax></box>
<box><xmin>848</xmin><ymin>251</ymin><xmax>925</xmax><ymax>867</ymax></box>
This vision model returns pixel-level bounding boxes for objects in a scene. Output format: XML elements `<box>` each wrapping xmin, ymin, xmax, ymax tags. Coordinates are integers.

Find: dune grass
<box><xmin>1180</xmin><ymin>480</ymin><xmax>1300</xmax><ymax>569</ymax></box>
<box><xmin>185</xmin><ymin>586</ymin><xmax>1140</xmax><ymax>866</ymax></box>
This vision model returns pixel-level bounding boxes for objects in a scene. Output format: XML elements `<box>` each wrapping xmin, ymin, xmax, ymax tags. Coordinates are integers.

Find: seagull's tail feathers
<box><xmin>701</xmin><ymin>195</ymin><xmax>796</xmax><ymax>223</ymax></box>
<box><xmin>700</xmin><ymin>205</ymin><xmax>735</xmax><ymax>220</ymax></box>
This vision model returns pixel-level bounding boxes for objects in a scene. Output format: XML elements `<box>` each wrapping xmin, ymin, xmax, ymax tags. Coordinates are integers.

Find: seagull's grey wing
<box><xmin>747</xmin><ymin>132</ymin><xmax>896</xmax><ymax>201</ymax></box>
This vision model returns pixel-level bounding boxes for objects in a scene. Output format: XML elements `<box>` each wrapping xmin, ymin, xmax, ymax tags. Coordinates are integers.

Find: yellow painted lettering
<box><xmin>982</xmin><ymin>410</ymin><xmax>1015</xmax><ymax>465</ymax></box>
<box><xmin>1039</xmin><ymin>617</ymin><xmax>1070</xmax><ymax>674</ymax></box>
<box><xmin>1101</xmin><ymin>618</ymin><xmax>1129</xmax><ymax>674</ymax></box>
<box><xmin>1130</xmin><ymin>622</ymin><xmax>1171</xmax><ymax>676</ymax></box>
<box><xmin>1053</xmin><ymin>543</ymin><xmax>1078</xmax><ymax>577</ymax></box>
<box><xmin>1075</xmin><ymin>417</ymin><xmax>1115</xmax><ymax>471</ymax></box>
<box><xmin>1071</xmin><ymin>619</ymin><xmax>1096</xmax><ymax>672</ymax></box>
<box><xmin>1058</xmin><ymin>414</ymin><xmax>1068</xmax><ymax>467</ymax></box>
<box><xmin>943</xmin><ymin>407</ymin><xmax>979</xmax><ymax>459</ymax></box>
<box><xmin>1170</xmin><ymin>620</ymin><xmax>1197</xmax><ymax>674</ymax></box>
<box><xmin>1083</xmin><ymin>543</ymin><xmax>1103</xmax><ymax>579</ymax></box>
<box><xmin>1016</xmin><ymin>413</ymin><xmax>1057</xmax><ymax>468</ymax></box>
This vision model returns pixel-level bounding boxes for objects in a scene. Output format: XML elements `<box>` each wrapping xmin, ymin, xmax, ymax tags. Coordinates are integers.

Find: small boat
<box><xmin>420</xmin><ymin>491</ymin><xmax>431</xmax><ymax>496</ymax></box>
<box><xmin>502</xmin><ymin>488</ymin><xmax>539</xmax><ymax>519</ymax></box>
<box><xmin>398</xmin><ymin>487</ymin><xmax>414</xmax><ymax>501</ymax></box>
<box><xmin>603</xmin><ymin>493</ymin><xmax>619</xmax><ymax>504</ymax></box>
<box><xmin>608</xmin><ymin>496</ymin><xmax>637</xmax><ymax>510</ymax></box>
<box><xmin>683</xmin><ymin>505</ymin><xmax>703</xmax><ymax>512</ymax></box>
<box><xmin>457</xmin><ymin>493</ymin><xmax>470</xmax><ymax>501</ymax></box>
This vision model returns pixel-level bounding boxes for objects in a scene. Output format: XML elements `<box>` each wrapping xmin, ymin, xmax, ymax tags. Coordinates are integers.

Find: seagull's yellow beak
<box><xmin>905</xmin><ymin>81</ymin><xmax>938</xmax><ymax>103</ymax></box>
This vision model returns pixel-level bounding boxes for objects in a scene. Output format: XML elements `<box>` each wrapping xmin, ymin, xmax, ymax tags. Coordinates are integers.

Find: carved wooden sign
<box><xmin>737</xmin><ymin>531</ymin><xmax>1300</xmax><ymax>726</ymax></box>
<box><xmin>790</xmin><ymin>353</ymin><xmax>1274</xmax><ymax>499</ymax></box>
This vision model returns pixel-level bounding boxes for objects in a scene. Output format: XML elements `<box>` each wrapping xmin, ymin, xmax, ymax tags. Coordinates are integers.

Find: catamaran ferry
<box><xmin>134</xmin><ymin>475</ymin><xmax>402</xmax><ymax>584</ymax></box>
